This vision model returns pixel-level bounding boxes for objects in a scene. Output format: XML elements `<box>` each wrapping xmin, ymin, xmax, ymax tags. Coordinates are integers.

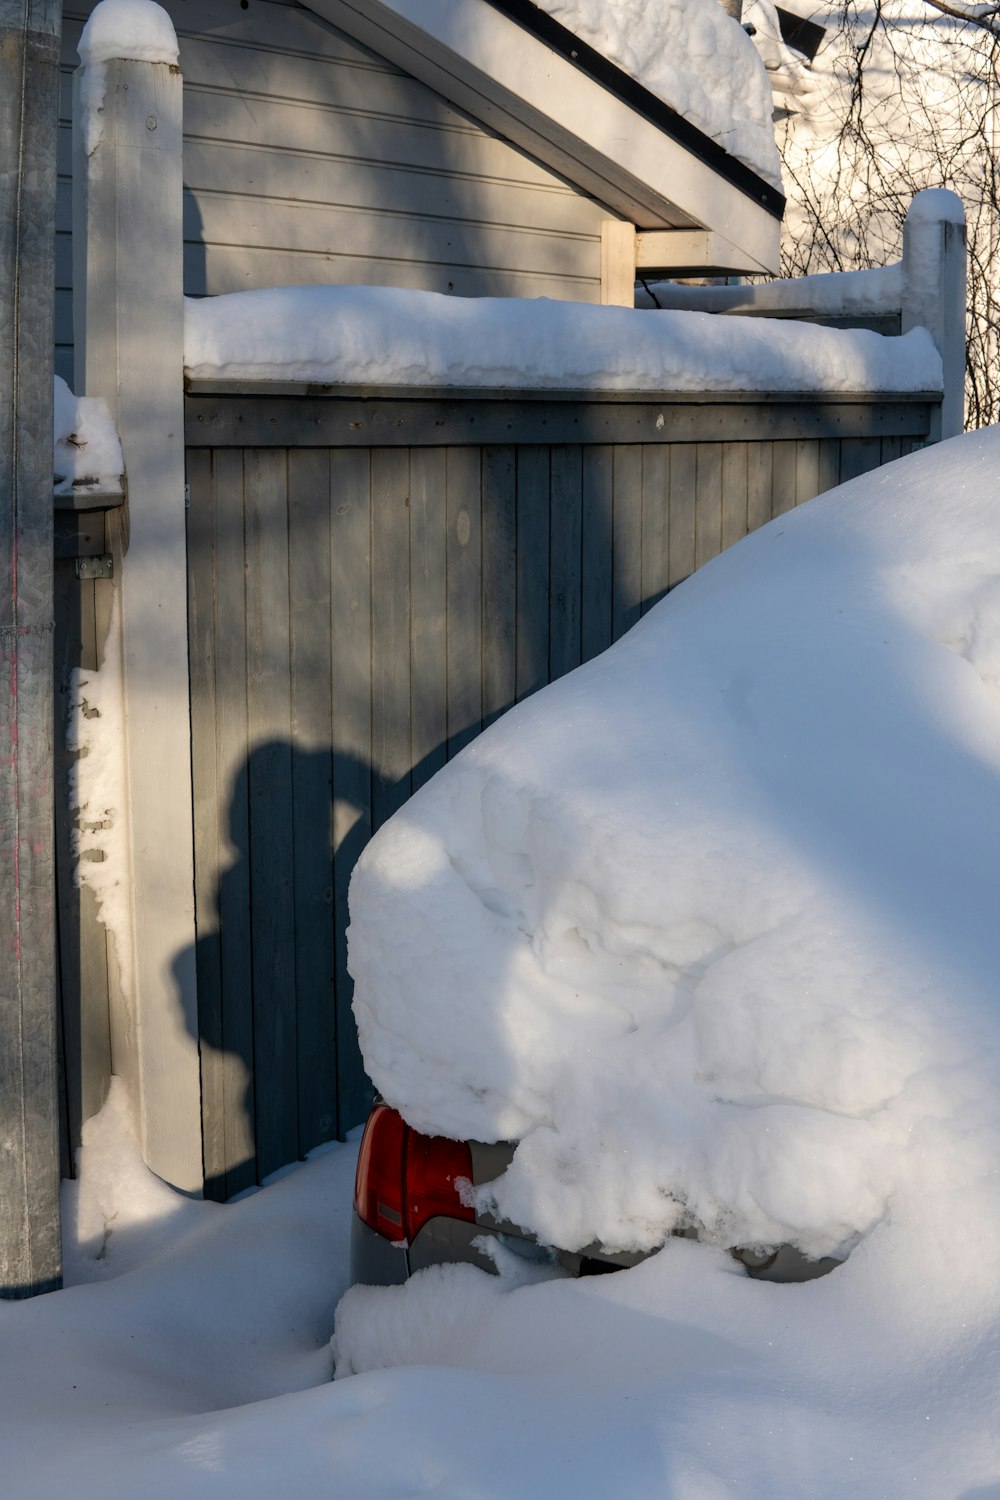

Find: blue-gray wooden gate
<box><xmin>183</xmin><ymin>388</ymin><xmax>933</xmax><ymax>1198</ymax></box>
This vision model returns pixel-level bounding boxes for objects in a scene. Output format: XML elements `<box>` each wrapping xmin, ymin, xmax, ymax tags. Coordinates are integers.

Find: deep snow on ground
<box><xmin>8</xmin><ymin>436</ymin><xmax>1000</xmax><ymax>1497</ymax></box>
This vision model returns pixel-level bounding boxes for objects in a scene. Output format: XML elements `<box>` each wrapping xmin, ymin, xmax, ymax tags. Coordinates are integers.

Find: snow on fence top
<box><xmin>183</xmin><ymin>285</ymin><xmax>942</xmax><ymax>395</ymax></box>
<box><xmin>533</xmin><ymin>0</ymin><xmax>782</xmax><ymax>188</ymax></box>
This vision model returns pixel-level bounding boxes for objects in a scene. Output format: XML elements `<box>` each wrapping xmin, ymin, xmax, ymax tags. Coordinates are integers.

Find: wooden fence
<box><xmin>182</xmin><ymin>386</ymin><xmax>934</xmax><ymax>1196</ymax></box>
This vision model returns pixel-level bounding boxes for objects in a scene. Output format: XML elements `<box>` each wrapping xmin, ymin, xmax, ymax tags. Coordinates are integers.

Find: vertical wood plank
<box><xmin>694</xmin><ymin>442</ymin><xmax>723</xmax><ymax>570</ymax></box>
<box><xmin>612</xmin><ymin>445</ymin><xmax>642</xmax><ymax>639</ymax></box>
<box><xmin>371</xmin><ymin>449</ymin><xmax>412</xmax><ymax>825</ymax></box>
<box><xmin>410</xmin><ymin>448</ymin><xmax>448</xmax><ymax>790</ymax></box>
<box><xmin>446</xmin><ymin>447</ymin><xmax>483</xmax><ymax>758</ymax></box>
<box><xmin>581</xmin><ymin>446</ymin><xmax>613</xmax><ymax>660</ymax></box>
<box><xmin>839</xmin><ymin>436</ymin><xmax>881</xmax><ymax>484</ymax></box>
<box><xmin>641</xmin><ymin>447</ymin><xmax>670</xmax><ymax>613</ymax></box>
<box><xmin>212</xmin><ymin>449</ymin><xmax>255</xmax><ymax>1197</ymax></box>
<box><xmin>601</xmin><ymin>219</ymin><xmax>636</xmax><ymax>306</ymax></box>
<box><xmin>482</xmin><ymin>446</ymin><xmax>517</xmax><ymax>727</ymax></box>
<box><xmin>288</xmin><ymin>449</ymin><xmax>336</xmax><ymax>1154</ymax></box>
<box><xmin>881</xmin><ymin>435</ymin><xmax>902</xmax><ymax>467</ymax></box>
<box><xmin>516</xmin><ymin>447</ymin><xmax>550</xmax><ymax>701</ymax></box>
<box><xmin>817</xmin><ymin>439</ymin><xmax>840</xmax><ymax>498</ymax></box>
<box><xmin>186</xmin><ymin>447</ymin><xmax>226</xmax><ymax>1198</ymax></box>
<box><xmin>794</xmin><ymin>439</ymin><xmax>821</xmax><ymax>507</ymax></box>
<box><xmin>549</xmin><ymin>445</ymin><xmax>583</xmax><ymax>679</ymax></box>
<box><xmin>244</xmin><ymin>448</ymin><xmax>297</xmax><ymax>1179</ymax></box>
<box><xmin>330</xmin><ymin>448</ymin><xmax>373</xmax><ymax>1134</ymax></box>
<box><xmin>771</xmin><ymin>443</ymin><xmax>797</xmax><ymax>516</ymax></box>
<box><xmin>721</xmin><ymin>442</ymin><xmax>749</xmax><ymax>553</ymax></box>
<box><xmin>667</xmin><ymin>445</ymin><xmax>697</xmax><ymax>589</ymax></box>
<box><xmin>747</xmin><ymin>443</ymin><xmax>773</xmax><ymax>536</ymax></box>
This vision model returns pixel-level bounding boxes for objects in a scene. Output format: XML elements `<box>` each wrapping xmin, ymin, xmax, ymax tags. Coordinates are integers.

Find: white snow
<box><xmin>184</xmin><ymin>284</ymin><xmax>942</xmax><ymax>394</ymax></box>
<box><xmin>67</xmin><ymin>596</ymin><xmax>132</xmax><ymax>996</ymax></box>
<box><xmin>9</xmin><ymin>434</ymin><xmax>1000</xmax><ymax>1498</ymax></box>
<box><xmin>77</xmin><ymin>0</ymin><xmax>179</xmax><ymax>67</ymax></box>
<box><xmin>640</xmin><ymin>260</ymin><xmax>902</xmax><ymax>314</ymax></box>
<box><xmin>77</xmin><ymin>0</ymin><xmax>178</xmax><ymax>156</ymax></box>
<box><xmin>53</xmin><ymin>375</ymin><xmax>123</xmax><ymax>498</ymax></box>
<box><xmin>533</xmin><ymin>0</ymin><xmax>783</xmax><ymax>188</ymax></box>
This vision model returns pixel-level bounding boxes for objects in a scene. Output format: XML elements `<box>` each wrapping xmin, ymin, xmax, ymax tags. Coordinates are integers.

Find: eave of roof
<box><xmin>300</xmin><ymin>0</ymin><xmax>784</xmax><ymax>272</ymax></box>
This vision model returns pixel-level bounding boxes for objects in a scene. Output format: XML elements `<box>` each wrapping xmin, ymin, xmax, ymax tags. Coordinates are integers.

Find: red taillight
<box><xmin>354</xmin><ymin>1102</ymin><xmax>475</xmax><ymax>1245</ymax></box>
<box><xmin>404</xmin><ymin>1126</ymin><xmax>475</xmax><ymax>1242</ymax></box>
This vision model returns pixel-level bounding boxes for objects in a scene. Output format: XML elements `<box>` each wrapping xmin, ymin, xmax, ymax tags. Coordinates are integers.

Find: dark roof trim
<box><xmin>776</xmin><ymin>7</ymin><xmax>826</xmax><ymax>63</ymax></box>
<box><xmin>482</xmin><ymin>0</ymin><xmax>785</xmax><ymax>220</ymax></box>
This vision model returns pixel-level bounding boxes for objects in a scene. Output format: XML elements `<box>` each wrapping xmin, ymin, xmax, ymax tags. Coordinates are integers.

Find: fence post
<box><xmin>901</xmin><ymin>189</ymin><xmax>967</xmax><ymax>441</ymax></box>
<box><xmin>0</xmin><ymin>0</ymin><xmax>63</xmax><ymax>1298</ymax></box>
<box><xmin>73</xmin><ymin>10</ymin><xmax>203</xmax><ymax>1192</ymax></box>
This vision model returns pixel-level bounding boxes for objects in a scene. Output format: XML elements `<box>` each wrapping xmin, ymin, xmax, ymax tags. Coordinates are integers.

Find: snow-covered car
<box><xmin>345</xmin><ymin>429</ymin><xmax>1000</xmax><ymax>1301</ymax></box>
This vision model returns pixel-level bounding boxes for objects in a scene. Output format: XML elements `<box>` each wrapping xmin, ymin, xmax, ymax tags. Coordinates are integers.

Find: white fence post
<box><xmin>73</xmin><ymin>19</ymin><xmax>203</xmax><ymax>1192</ymax></box>
<box><xmin>901</xmin><ymin>189</ymin><xmax>967</xmax><ymax>441</ymax></box>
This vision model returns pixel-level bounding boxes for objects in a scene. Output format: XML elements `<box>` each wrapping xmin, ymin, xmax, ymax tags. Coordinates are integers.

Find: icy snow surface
<box><xmin>533</xmin><ymin>0</ymin><xmax>782</xmax><ymax>188</ymax></box>
<box><xmin>7</xmin><ymin>437</ymin><xmax>1000</xmax><ymax>1498</ymax></box>
<box><xmin>349</xmin><ymin>427</ymin><xmax>1000</xmax><ymax>1268</ymax></box>
<box><xmin>53</xmin><ymin>375</ymin><xmax>123</xmax><ymax>498</ymax></box>
<box><xmin>184</xmin><ymin>285</ymin><xmax>941</xmax><ymax>394</ymax></box>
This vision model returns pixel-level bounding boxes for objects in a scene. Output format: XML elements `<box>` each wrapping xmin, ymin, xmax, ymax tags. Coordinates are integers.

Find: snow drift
<box><xmin>348</xmin><ymin>428</ymin><xmax>1000</xmax><ymax>1265</ymax></box>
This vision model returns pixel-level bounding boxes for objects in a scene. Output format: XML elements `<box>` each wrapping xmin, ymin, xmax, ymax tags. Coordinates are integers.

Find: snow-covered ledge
<box><xmin>72</xmin><ymin>0</ymin><xmax>202</xmax><ymax>1195</ymax></box>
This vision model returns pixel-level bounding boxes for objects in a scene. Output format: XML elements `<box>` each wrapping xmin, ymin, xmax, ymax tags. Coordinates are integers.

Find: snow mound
<box><xmin>184</xmin><ymin>285</ymin><xmax>941</xmax><ymax>395</ymax></box>
<box><xmin>348</xmin><ymin>428</ymin><xmax>1000</xmax><ymax>1263</ymax></box>
<box><xmin>534</xmin><ymin>0</ymin><xmax>782</xmax><ymax>188</ymax></box>
<box><xmin>53</xmin><ymin>375</ymin><xmax>123</xmax><ymax>498</ymax></box>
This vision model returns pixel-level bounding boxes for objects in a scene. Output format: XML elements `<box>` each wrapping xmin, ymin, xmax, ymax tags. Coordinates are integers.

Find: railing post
<box><xmin>73</xmin><ymin>3</ymin><xmax>203</xmax><ymax>1192</ymax></box>
<box><xmin>901</xmin><ymin>188</ymin><xmax>967</xmax><ymax>441</ymax></box>
<box><xmin>0</xmin><ymin>0</ymin><xmax>63</xmax><ymax>1298</ymax></box>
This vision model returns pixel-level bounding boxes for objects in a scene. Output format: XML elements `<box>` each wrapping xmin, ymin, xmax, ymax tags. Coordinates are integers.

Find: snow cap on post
<box><xmin>78</xmin><ymin>0</ymin><xmax>179</xmax><ymax>66</ymax></box>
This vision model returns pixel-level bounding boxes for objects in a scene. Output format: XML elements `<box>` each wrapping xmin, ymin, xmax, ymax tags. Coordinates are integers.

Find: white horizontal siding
<box><xmin>57</xmin><ymin>0</ymin><xmax>606</xmax><ymax>378</ymax></box>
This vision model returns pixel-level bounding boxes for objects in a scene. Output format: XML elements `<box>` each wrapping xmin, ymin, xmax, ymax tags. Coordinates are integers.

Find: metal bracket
<box><xmin>76</xmin><ymin>554</ymin><xmax>114</xmax><ymax>580</ymax></box>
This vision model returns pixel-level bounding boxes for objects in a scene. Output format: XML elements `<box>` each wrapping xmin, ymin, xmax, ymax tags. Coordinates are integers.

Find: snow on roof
<box><xmin>348</xmin><ymin>427</ymin><xmax>1000</xmax><ymax>1268</ymax></box>
<box><xmin>532</xmin><ymin>0</ymin><xmax>783</xmax><ymax>188</ymax></box>
<box><xmin>183</xmin><ymin>285</ymin><xmax>941</xmax><ymax>395</ymax></box>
